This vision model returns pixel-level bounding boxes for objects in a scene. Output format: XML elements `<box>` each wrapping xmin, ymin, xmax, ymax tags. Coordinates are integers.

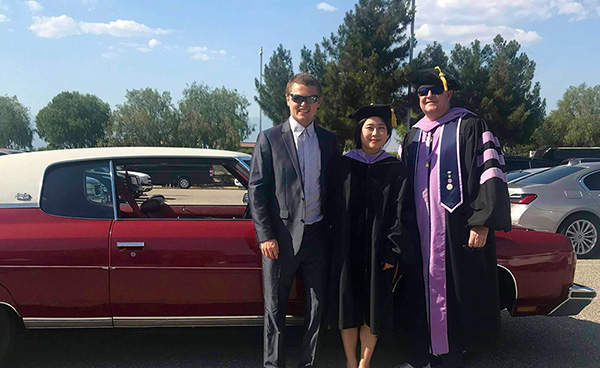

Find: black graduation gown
<box><xmin>328</xmin><ymin>155</ymin><xmax>417</xmax><ymax>339</ymax></box>
<box><xmin>400</xmin><ymin>114</ymin><xmax>511</xmax><ymax>352</ymax></box>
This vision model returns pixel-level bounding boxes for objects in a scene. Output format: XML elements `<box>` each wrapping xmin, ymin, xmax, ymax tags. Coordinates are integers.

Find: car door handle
<box><xmin>117</xmin><ymin>242</ymin><xmax>145</xmax><ymax>248</ymax></box>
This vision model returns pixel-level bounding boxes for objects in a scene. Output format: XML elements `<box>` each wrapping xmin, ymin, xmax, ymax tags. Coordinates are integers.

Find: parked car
<box><xmin>533</xmin><ymin>146</ymin><xmax>600</xmax><ymax>164</ymax></box>
<box><xmin>0</xmin><ymin>147</ymin><xmax>594</xmax><ymax>361</ymax></box>
<box><xmin>504</xmin><ymin>155</ymin><xmax>558</xmax><ymax>171</ymax></box>
<box><xmin>509</xmin><ymin>161</ymin><xmax>600</xmax><ymax>257</ymax></box>
<box><xmin>507</xmin><ymin>167</ymin><xmax>551</xmax><ymax>184</ymax></box>
<box><xmin>125</xmin><ymin>170</ymin><xmax>153</xmax><ymax>195</ymax></box>
<box><xmin>128</xmin><ymin>162</ymin><xmax>214</xmax><ymax>189</ymax></box>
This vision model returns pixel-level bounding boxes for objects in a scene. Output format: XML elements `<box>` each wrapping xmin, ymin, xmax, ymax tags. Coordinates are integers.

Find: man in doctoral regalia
<box><xmin>395</xmin><ymin>67</ymin><xmax>511</xmax><ymax>368</ymax></box>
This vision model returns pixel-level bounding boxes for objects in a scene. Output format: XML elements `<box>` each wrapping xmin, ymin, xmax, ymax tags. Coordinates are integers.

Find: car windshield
<box><xmin>239</xmin><ymin>157</ymin><xmax>251</xmax><ymax>169</ymax></box>
<box><xmin>517</xmin><ymin>165</ymin><xmax>585</xmax><ymax>185</ymax></box>
<box><xmin>507</xmin><ymin>171</ymin><xmax>532</xmax><ymax>182</ymax></box>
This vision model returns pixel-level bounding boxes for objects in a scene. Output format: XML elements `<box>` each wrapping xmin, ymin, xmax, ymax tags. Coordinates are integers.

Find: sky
<box><xmin>0</xmin><ymin>0</ymin><xmax>599</xmax><ymax>148</ymax></box>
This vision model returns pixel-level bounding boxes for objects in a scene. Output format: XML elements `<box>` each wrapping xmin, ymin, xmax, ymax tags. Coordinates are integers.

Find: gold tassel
<box><xmin>390</xmin><ymin>108</ymin><xmax>397</xmax><ymax>128</ymax></box>
<box><xmin>434</xmin><ymin>66</ymin><xmax>448</xmax><ymax>91</ymax></box>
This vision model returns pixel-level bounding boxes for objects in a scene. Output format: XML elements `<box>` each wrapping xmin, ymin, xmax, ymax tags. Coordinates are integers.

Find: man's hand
<box><xmin>382</xmin><ymin>262</ymin><xmax>395</xmax><ymax>270</ymax></box>
<box><xmin>468</xmin><ymin>226</ymin><xmax>489</xmax><ymax>248</ymax></box>
<box><xmin>260</xmin><ymin>239</ymin><xmax>279</xmax><ymax>259</ymax></box>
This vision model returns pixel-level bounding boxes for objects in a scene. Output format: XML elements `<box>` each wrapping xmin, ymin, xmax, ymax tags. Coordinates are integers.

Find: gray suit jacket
<box><xmin>249</xmin><ymin>119</ymin><xmax>339</xmax><ymax>255</ymax></box>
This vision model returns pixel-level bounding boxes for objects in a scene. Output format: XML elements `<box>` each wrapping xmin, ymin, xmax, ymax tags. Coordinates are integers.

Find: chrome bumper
<box><xmin>548</xmin><ymin>284</ymin><xmax>596</xmax><ymax>316</ymax></box>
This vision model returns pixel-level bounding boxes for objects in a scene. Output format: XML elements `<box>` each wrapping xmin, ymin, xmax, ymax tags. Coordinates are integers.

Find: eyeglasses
<box><xmin>417</xmin><ymin>86</ymin><xmax>445</xmax><ymax>96</ymax></box>
<box><xmin>289</xmin><ymin>94</ymin><xmax>320</xmax><ymax>104</ymax></box>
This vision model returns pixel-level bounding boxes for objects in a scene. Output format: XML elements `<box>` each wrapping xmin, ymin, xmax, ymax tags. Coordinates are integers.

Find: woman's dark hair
<box><xmin>353</xmin><ymin>116</ymin><xmax>392</xmax><ymax>149</ymax></box>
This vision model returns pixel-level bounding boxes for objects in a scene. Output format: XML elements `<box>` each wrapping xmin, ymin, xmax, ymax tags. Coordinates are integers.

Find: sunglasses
<box><xmin>289</xmin><ymin>94</ymin><xmax>320</xmax><ymax>104</ymax></box>
<box><xmin>417</xmin><ymin>86</ymin><xmax>445</xmax><ymax>96</ymax></box>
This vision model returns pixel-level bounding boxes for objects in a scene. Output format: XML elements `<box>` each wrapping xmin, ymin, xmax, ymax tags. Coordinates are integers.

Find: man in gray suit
<box><xmin>249</xmin><ymin>73</ymin><xmax>339</xmax><ymax>368</ymax></box>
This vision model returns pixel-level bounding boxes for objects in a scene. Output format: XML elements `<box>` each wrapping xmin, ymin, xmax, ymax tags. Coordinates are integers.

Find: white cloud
<box><xmin>411</xmin><ymin>0</ymin><xmax>598</xmax><ymax>47</ymax></box>
<box><xmin>187</xmin><ymin>46</ymin><xmax>227</xmax><ymax>61</ymax></box>
<box><xmin>416</xmin><ymin>24</ymin><xmax>542</xmax><ymax>45</ymax></box>
<box><xmin>136</xmin><ymin>47</ymin><xmax>151</xmax><ymax>53</ymax></box>
<box><xmin>1</xmin><ymin>2</ymin><xmax>9</xmax><ymax>12</ymax></box>
<box><xmin>316</xmin><ymin>2</ymin><xmax>337</xmax><ymax>12</ymax></box>
<box><xmin>416</xmin><ymin>0</ymin><xmax>599</xmax><ymax>23</ymax></box>
<box><xmin>0</xmin><ymin>14</ymin><xmax>9</xmax><ymax>23</ymax></box>
<box><xmin>101</xmin><ymin>52</ymin><xmax>116</xmax><ymax>59</ymax></box>
<box><xmin>26</xmin><ymin>1</ymin><xmax>43</xmax><ymax>13</ymax></box>
<box><xmin>29</xmin><ymin>15</ymin><xmax>173</xmax><ymax>39</ymax></box>
<box><xmin>148</xmin><ymin>38</ymin><xmax>161</xmax><ymax>48</ymax></box>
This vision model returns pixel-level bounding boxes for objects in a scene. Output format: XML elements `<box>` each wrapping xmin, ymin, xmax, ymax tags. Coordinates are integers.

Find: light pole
<box><xmin>406</xmin><ymin>0</ymin><xmax>415</xmax><ymax>133</ymax></box>
<box><xmin>259</xmin><ymin>47</ymin><xmax>263</xmax><ymax>134</ymax></box>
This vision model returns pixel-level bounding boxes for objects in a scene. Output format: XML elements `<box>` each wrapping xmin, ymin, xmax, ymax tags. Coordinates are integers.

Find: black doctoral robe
<box><xmin>400</xmin><ymin>112</ymin><xmax>512</xmax><ymax>353</ymax></box>
<box><xmin>328</xmin><ymin>155</ymin><xmax>419</xmax><ymax>339</ymax></box>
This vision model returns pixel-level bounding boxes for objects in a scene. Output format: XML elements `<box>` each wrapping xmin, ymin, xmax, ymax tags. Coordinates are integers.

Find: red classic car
<box><xmin>0</xmin><ymin>147</ymin><xmax>595</xmax><ymax>360</ymax></box>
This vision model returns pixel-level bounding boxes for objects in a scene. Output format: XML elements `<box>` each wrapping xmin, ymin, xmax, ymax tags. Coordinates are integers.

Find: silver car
<box><xmin>507</xmin><ymin>167</ymin><xmax>550</xmax><ymax>184</ymax></box>
<box><xmin>509</xmin><ymin>161</ymin><xmax>600</xmax><ymax>258</ymax></box>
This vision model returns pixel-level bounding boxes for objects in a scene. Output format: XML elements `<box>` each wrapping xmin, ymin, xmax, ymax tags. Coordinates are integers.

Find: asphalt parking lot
<box><xmin>4</xmin><ymin>260</ymin><xmax>599</xmax><ymax>368</ymax></box>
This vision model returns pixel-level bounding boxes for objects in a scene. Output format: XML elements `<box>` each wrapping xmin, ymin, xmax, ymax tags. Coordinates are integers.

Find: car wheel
<box><xmin>177</xmin><ymin>177</ymin><xmax>191</xmax><ymax>189</ymax></box>
<box><xmin>0</xmin><ymin>308</ymin><xmax>16</xmax><ymax>363</ymax></box>
<box><xmin>558</xmin><ymin>214</ymin><xmax>600</xmax><ymax>258</ymax></box>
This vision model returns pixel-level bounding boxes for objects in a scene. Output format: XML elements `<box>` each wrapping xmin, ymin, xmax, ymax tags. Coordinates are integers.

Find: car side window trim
<box><xmin>110</xmin><ymin>160</ymin><xmax>118</xmax><ymax>220</ymax></box>
<box><xmin>580</xmin><ymin>170</ymin><xmax>600</xmax><ymax>192</ymax></box>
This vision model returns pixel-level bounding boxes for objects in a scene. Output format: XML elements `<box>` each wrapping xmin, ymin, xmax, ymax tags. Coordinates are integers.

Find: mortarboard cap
<box><xmin>407</xmin><ymin>66</ymin><xmax>462</xmax><ymax>91</ymax></box>
<box><xmin>348</xmin><ymin>104</ymin><xmax>397</xmax><ymax>128</ymax></box>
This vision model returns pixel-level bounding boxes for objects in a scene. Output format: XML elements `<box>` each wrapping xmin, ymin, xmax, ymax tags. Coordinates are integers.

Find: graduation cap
<box><xmin>407</xmin><ymin>66</ymin><xmax>462</xmax><ymax>91</ymax></box>
<box><xmin>348</xmin><ymin>104</ymin><xmax>397</xmax><ymax>129</ymax></box>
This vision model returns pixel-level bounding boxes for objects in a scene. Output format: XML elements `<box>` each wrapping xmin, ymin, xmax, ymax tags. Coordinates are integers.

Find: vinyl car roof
<box><xmin>0</xmin><ymin>147</ymin><xmax>252</xmax><ymax>208</ymax></box>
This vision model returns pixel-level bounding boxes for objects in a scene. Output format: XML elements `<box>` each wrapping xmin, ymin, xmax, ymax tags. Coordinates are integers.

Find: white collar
<box><xmin>289</xmin><ymin>117</ymin><xmax>315</xmax><ymax>137</ymax></box>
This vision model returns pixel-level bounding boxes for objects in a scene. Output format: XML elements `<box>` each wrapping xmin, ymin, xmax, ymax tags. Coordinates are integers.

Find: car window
<box><xmin>240</xmin><ymin>157</ymin><xmax>251</xmax><ymax>168</ymax></box>
<box><xmin>530</xmin><ymin>159</ymin><xmax>556</xmax><ymax>168</ymax></box>
<box><xmin>41</xmin><ymin>161</ymin><xmax>114</xmax><ymax>219</ymax></box>
<box><xmin>504</xmin><ymin>158</ymin><xmax>528</xmax><ymax>172</ymax></box>
<box><xmin>507</xmin><ymin>171</ymin><xmax>531</xmax><ymax>182</ymax></box>
<box><xmin>583</xmin><ymin>172</ymin><xmax>600</xmax><ymax>191</ymax></box>
<box><xmin>517</xmin><ymin>165</ymin><xmax>585</xmax><ymax>185</ymax></box>
<box><xmin>114</xmin><ymin>158</ymin><xmax>248</xmax><ymax>219</ymax></box>
<box><xmin>554</xmin><ymin>149</ymin><xmax>600</xmax><ymax>162</ymax></box>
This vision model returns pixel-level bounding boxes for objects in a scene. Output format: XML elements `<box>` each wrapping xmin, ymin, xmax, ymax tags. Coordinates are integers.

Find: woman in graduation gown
<box><xmin>328</xmin><ymin>105</ymin><xmax>422</xmax><ymax>368</ymax></box>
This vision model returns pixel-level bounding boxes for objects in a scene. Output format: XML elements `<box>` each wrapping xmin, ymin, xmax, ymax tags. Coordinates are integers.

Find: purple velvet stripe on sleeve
<box><xmin>480</xmin><ymin>167</ymin><xmax>507</xmax><ymax>184</ymax></box>
<box><xmin>477</xmin><ymin>148</ymin><xmax>505</xmax><ymax>167</ymax></box>
<box><xmin>477</xmin><ymin>131</ymin><xmax>500</xmax><ymax>150</ymax></box>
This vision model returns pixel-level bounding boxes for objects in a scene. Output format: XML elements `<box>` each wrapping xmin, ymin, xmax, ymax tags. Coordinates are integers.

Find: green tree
<box><xmin>410</xmin><ymin>41</ymin><xmax>448</xmax><ymax>71</ymax></box>
<box><xmin>36</xmin><ymin>91</ymin><xmax>110</xmax><ymax>148</ymax></box>
<box><xmin>0</xmin><ymin>95</ymin><xmax>33</xmax><ymax>149</ymax></box>
<box><xmin>107</xmin><ymin>88</ymin><xmax>180</xmax><ymax>146</ymax></box>
<box><xmin>299</xmin><ymin>43</ymin><xmax>327</xmax><ymax>84</ymax></box>
<box><xmin>447</xmin><ymin>39</ymin><xmax>493</xmax><ymax>116</ymax></box>
<box><xmin>482</xmin><ymin>36</ymin><xmax>545</xmax><ymax>145</ymax></box>
<box><xmin>178</xmin><ymin>82</ymin><xmax>253</xmax><ymax>150</ymax></box>
<box><xmin>533</xmin><ymin>84</ymin><xmax>600</xmax><ymax>146</ymax></box>
<box><xmin>255</xmin><ymin>44</ymin><xmax>294</xmax><ymax>125</ymax></box>
<box><xmin>318</xmin><ymin>0</ymin><xmax>412</xmax><ymax>147</ymax></box>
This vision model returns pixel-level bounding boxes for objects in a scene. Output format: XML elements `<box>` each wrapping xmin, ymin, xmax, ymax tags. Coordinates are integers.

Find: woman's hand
<box><xmin>382</xmin><ymin>262</ymin><xmax>395</xmax><ymax>270</ymax></box>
